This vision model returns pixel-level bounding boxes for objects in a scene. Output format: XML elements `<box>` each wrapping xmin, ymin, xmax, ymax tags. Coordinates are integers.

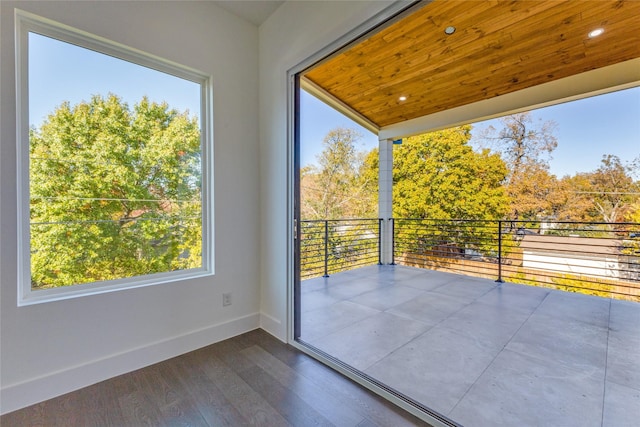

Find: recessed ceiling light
<box><xmin>399</xmin><ymin>96</ymin><xmax>407</xmax><ymax>101</ymax></box>
<box><xmin>588</xmin><ymin>28</ymin><xmax>604</xmax><ymax>38</ymax></box>
<box><xmin>444</xmin><ymin>26</ymin><xmax>456</xmax><ymax>35</ymax></box>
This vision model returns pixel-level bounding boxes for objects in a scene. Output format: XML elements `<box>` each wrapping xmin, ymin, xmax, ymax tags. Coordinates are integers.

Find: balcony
<box><xmin>298</xmin><ymin>219</ymin><xmax>640</xmax><ymax>426</ymax></box>
<box><xmin>300</xmin><ymin>218</ymin><xmax>640</xmax><ymax>299</ymax></box>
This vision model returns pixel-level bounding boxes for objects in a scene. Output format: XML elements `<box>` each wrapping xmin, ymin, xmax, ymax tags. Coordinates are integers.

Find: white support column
<box><xmin>379</xmin><ymin>138</ymin><xmax>394</xmax><ymax>264</ymax></box>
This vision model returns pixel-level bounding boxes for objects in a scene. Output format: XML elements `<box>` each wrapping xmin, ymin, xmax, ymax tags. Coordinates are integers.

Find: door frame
<box><xmin>283</xmin><ymin>2</ymin><xmax>449</xmax><ymax>425</ymax></box>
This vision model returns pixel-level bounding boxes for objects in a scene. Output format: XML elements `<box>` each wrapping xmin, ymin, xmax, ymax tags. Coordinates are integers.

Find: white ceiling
<box><xmin>212</xmin><ymin>1</ymin><xmax>284</xmax><ymax>26</ymax></box>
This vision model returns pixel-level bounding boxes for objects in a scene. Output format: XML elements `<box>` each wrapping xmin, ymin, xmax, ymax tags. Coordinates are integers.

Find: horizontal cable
<box><xmin>32</xmin><ymin>196</ymin><xmax>200</xmax><ymax>204</ymax></box>
<box><xmin>32</xmin><ymin>216</ymin><xmax>200</xmax><ymax>226</ymax></box>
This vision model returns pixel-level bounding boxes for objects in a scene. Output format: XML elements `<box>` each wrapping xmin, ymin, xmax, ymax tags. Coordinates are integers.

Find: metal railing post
<box><xmin>496</xmin><ymin>220</ymin><xmax>504</xmax><ymax>283</ymax></box>
<box><xmin>323</xmin><ymin>220</ymin><xmax>329</xmax><ymax>277</ymax></box>
<box><xmin>378</xmin><ymin>218</ymin><xmax>383</xmax><ymax>265</ymax></box>
<box><xmin>390</xmin><ymin>218</ymin><xmax>396</xmax><ymax>265</ymax></box>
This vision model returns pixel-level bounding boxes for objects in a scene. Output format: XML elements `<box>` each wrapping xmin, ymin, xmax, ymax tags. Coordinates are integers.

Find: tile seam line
<box><xmin>363</xmin><ymin>280</ymin><xmax>499</xmax><ymax>384</ymax></box>
<box><xmin>447</xmin><ymin>289</ymin><xmax>552</xmax><ymax>417</ymax></box>
<box><xmin>600</xmin><ymin>298</ymin><xmax>612</xmax><ymax>427</ymax></box>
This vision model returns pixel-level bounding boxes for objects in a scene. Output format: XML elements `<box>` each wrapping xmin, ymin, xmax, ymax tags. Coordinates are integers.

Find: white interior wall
<box><xmin>0</xmin><ymin>1</ymin><xmax>261</xmax><ymax>414</ymax></box>
<box><xmin>258</xmin><ymin>0</ymin><xmax>396</xmax><ymax>341</ymax></box>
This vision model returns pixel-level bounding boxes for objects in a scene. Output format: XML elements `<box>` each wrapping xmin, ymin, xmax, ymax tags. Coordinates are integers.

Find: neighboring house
<box><xmin>520</xmin><ymin>235</ymin><xmax>623</xmax><ymax>280</ymax></box>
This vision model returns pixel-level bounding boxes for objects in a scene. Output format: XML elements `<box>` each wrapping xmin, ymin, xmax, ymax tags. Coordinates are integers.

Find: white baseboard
<box><xmin>0</xmin><ymin>312</ymin><xmax>260</xmax><ymax>415</ymax></box>
<box><xmin>260</xmin><ymin>311</ymin><xmax>285</xmax><ymax>342</ymax></box>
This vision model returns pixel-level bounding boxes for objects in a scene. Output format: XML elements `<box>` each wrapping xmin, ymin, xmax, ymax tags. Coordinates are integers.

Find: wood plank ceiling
<box><xmin>302</xmin><ymin>0</ymin><xmax>640</xmax><ymax>129</ymax></box>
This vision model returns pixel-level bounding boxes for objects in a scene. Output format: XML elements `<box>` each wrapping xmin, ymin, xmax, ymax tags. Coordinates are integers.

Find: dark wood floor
<box><xmin>1</xmin><ymin>329</ymin><xmax>429</xmax><ymax>426</ymax></box>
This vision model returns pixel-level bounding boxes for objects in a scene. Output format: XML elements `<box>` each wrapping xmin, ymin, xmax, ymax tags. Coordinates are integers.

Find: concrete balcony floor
<box><xmin>299</xmin><ymin>265</ymin><xmax>640</xmax><ymax>427</ymax></box>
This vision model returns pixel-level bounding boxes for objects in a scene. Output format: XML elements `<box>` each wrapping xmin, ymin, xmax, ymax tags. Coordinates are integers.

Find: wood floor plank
<box><xmin>70</xmin><ymin>380</ymin><xmax>124</xmax><ymax>426</ymax></box>
<box><xmin>238</xmin><ymin>364</ymin><xmax>336</xmax><ymax>427</ymax></box>
<box><xmin>118</xmin><ymin>388</ymin><xmax>163</xmax><ymax>427</ymax></box>
<box><xmin>0</xmin><ymin>329</ymin><xmax>428</xmax><ymax>427</ymax></box>
<box><xmin>295</xmin><ymin>358</ymin><xmax>430</xmax><ymax>427</ymax></box>
<box><xmin>142</xmin><ymin>362</ymin><xmax>209</xmax><ymax>426</ymax></box>
<box><xmin>245</xmin><ymin>329</ymin><xmax>310</xmax><ymax>368</ymax></box>
<box><xmin>96</xmin><ymin>374</ymin><xmax>135</xmax><ymax>426</ymax></box>
<box><xmin>0</xmin><ymin>403</ymin><xmax>45</xmax><ymax>427</ymax></box>
<box><xmin>42</xmin><ymin>388</ymin><xmax>100</xmax><ymax>426</ymax></box>
<box><xmin>197</xmin><ymin>352</ymin><xmax>293</xmax><ymax>427</ymax></box>
<box><xmin>241</xmin><ymin>344</ymin><xmax>366</xmax><ymax>426</ymax></box>
<box><xmin>171</xmin><ymin>352</ymin><xmax>248</xmax><ymax>427</ymax></box>
<box><xmin>209</xmin><ymin>334</ymin><xmax>260</xmax><ymax>373</ymax></box>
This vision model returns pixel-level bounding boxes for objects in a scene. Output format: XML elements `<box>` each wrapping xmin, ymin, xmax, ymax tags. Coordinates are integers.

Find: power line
<box><xmin>572</xmin><ymin>191</ymin><xmax>640</xmax><ymax>195</ymax></box>
<box><xmin>31</xmin><ymin>196</ymin><xmax>200</xmax><ymax>204</ymax></box>
<box><xmin>31</xmin><ymin>216</ymin><xmax>200</xmax><ymax>226</ymax></box>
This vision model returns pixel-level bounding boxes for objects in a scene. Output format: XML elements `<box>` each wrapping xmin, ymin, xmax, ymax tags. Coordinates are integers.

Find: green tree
<box><xmin>582</xmin><ymin>155</ymin><xmax>638</xmax><ymax>223</ymax></box>
<box><xmin>479</xmin><ymin>112</ymin><xmax>558</xmax><ymax>178</ymax></box>
<box><xmin>556</xmin><ymin>155</ymin><xmax>639</xmax><ymax>224</ymax></box>
<box><xmin>392</xmin><ymin>126</ymin><xmax>509</xmax><ymax>220</ymax></box>
<box><xmin>589</xmin><ymin>155</ymin><xmax>639</xmax><ymax>223</ymax></box>
<box><xmin>506</xmin><ymin>162</ymin><xmax>566</xmax><ymax>220</ymax></box>
<box><xmin>299</xmin><ymin>128</ymin><xmax>379</xmax><ymax>278</ymax></box>
<box><xmin>476</xmin><ymin>112</ymin><xmax>560</xmax><ymax>220</ymax></box>
<box><xmin>386</xmin><ymin>126</ymin><xmax>509</xmax><ymax>259</ymax></box>
<box><xmin>627</xmin><ymin>203</ymin><xmax>640</xmax><ymax>223</ymax></box>
<box><xmin>360</xmin><ymin>148</ymin><xmax>379</xmax><ymax>215</ymax></box>
<box><xmin>301</xmin><ymin>127</ymin><xmax>376</xmax><ymax>220</ymax></box>
<box><xmin>29</xmin><ymin>94</ymin><xmax>202</xmax><ymax>288</ymax></box>
<box><xmin>556</xmin><ymin>173</ymin><xmax>595</xmax><ymax>221</ymax></box>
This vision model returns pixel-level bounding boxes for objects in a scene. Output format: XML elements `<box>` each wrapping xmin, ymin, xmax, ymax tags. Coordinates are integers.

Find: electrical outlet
<box><xmin>222</xmin><ymin>292</ymin><xmax>232</xmax><ymax>306</ymax></box>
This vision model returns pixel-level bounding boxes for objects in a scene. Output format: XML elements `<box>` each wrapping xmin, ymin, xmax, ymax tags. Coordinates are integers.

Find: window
<box><xmin>15</xmin><ymin>10</ymin><xmax>213</xmax><ymax>305</ymax></box>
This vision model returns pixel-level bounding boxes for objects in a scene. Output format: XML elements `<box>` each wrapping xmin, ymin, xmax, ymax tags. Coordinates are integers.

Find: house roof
<box><xmin>520</xmin><ymin>234</ymin><xmax>623</xmax><ymax>257</ymax></box>
<box><xmin>302</xmin><ymin>0</ymin><xmax>640</xmax><ymax>135</ymax></box>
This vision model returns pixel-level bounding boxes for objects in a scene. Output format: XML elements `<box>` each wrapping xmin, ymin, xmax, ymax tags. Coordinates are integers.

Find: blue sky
<box><xmin>29</xmin><ymin>32</ymin><xmax>200</xmax><ymax>126</ymax></box>
<box><xmin>300</xmin><ymin>86</ymin><xmax>640</xmax><ymax>178</ymax></box>
<box><xmin>31</xmin><ymin>31</ymin><xmax>638</xmax><ymax>179</ymax></box>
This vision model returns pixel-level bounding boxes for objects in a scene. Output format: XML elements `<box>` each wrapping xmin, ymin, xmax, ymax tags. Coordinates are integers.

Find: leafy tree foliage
<box><xmin>590</xmin><ymin>155</ymin><xmax>639</xmax><ymax>223</ymax></box>
<box><xmin>627</xmin><ymin>203</ymin><xmax>640</xmax><ymax>223</ymax></box>
<box><xmin>300</xmin><ymin>127</ymin><xmax>376</xmax><ymax>219</ymax></box>
<box><xmin>298</xmin><ymin>119</ymin><xmax>638</xmax><ymax>284</ymax></box>
<box><xmin>386</xmin><ymin>126</ymin><xmax>510</xmax><ymax>258</ymax></box>
<box><xmin>30</xmin><ymin>94</ymin><xmax>202</xmax><ymax>288</ymax></box>
<box><xmin>477</xmin><ymin>112</ymin><xmax>560</xmax><ymax>219</ymax></box>
<box><xmin>555</xmin><ymin>173</ymin><xmax>595</xmax><ymax>222</ymax></box>
<box><xmin>299</xmin><ymin>128</ymin><xmax>379</xmax><ymax>277</ymax></box>
<box><xmin>557</xmin><ymin>155</ymin><xmax>639</xmax><ymax>223</ymax></box>
<box><xmin>301</xmin><ymin>116</ymin><xmax>637</xmax><ymax>228</ymax></box>
<box><xmin>505</xmin><ymin>162</ymin><xmax>568</xmax><ymax>220</ymax></box>
<box><xmin>392</xmin><ymin>125</ymin><xmax>509</xmax><ymax>220</ymax></box>
<box><xmin>479</xmin><ymin>112</ymin><xmax>558</xmax><ymax>178</ymax></box>
<box><xmin>479</xmin><ymin>113</ymin><xmax>639</xmax><ymax>224</ymax></box>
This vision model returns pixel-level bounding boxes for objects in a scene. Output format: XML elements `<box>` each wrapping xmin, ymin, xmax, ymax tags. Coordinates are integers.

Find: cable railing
<box><xmin>300</xmin><ymin>217</ymin><xmax>640</xmax><ymax>301</ymax></box>
<box><xmin>394</xmin><ymin>218</ymin><xmax>640</xmax><ymax>300</ymax></box>
<box><xmin>299</xmin><ymin>218</ymin><xmax>381</xmax><ymax>280</ymax></box>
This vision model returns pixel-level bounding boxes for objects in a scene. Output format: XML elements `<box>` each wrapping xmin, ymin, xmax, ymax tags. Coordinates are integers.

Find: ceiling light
<box><xmin>444</xmin><ymin>26</ymin><xmax>456</xmax><ymax>35</ymax></box>
<box><xmin>398</xmin><ymin>96</ymin><xmax>407</xmax><ymax>101</ymax></box>
<box><xmin>588</xmin><ymin>28</ymin><xmax>604</xmax><ymax>38</ymax></box>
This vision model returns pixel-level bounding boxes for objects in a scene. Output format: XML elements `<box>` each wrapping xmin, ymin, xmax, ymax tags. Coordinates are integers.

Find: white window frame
<box><xmin>15</xmin><ymin>9</ymin><xmax>214</xmax><ymax>306</ymax></box>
